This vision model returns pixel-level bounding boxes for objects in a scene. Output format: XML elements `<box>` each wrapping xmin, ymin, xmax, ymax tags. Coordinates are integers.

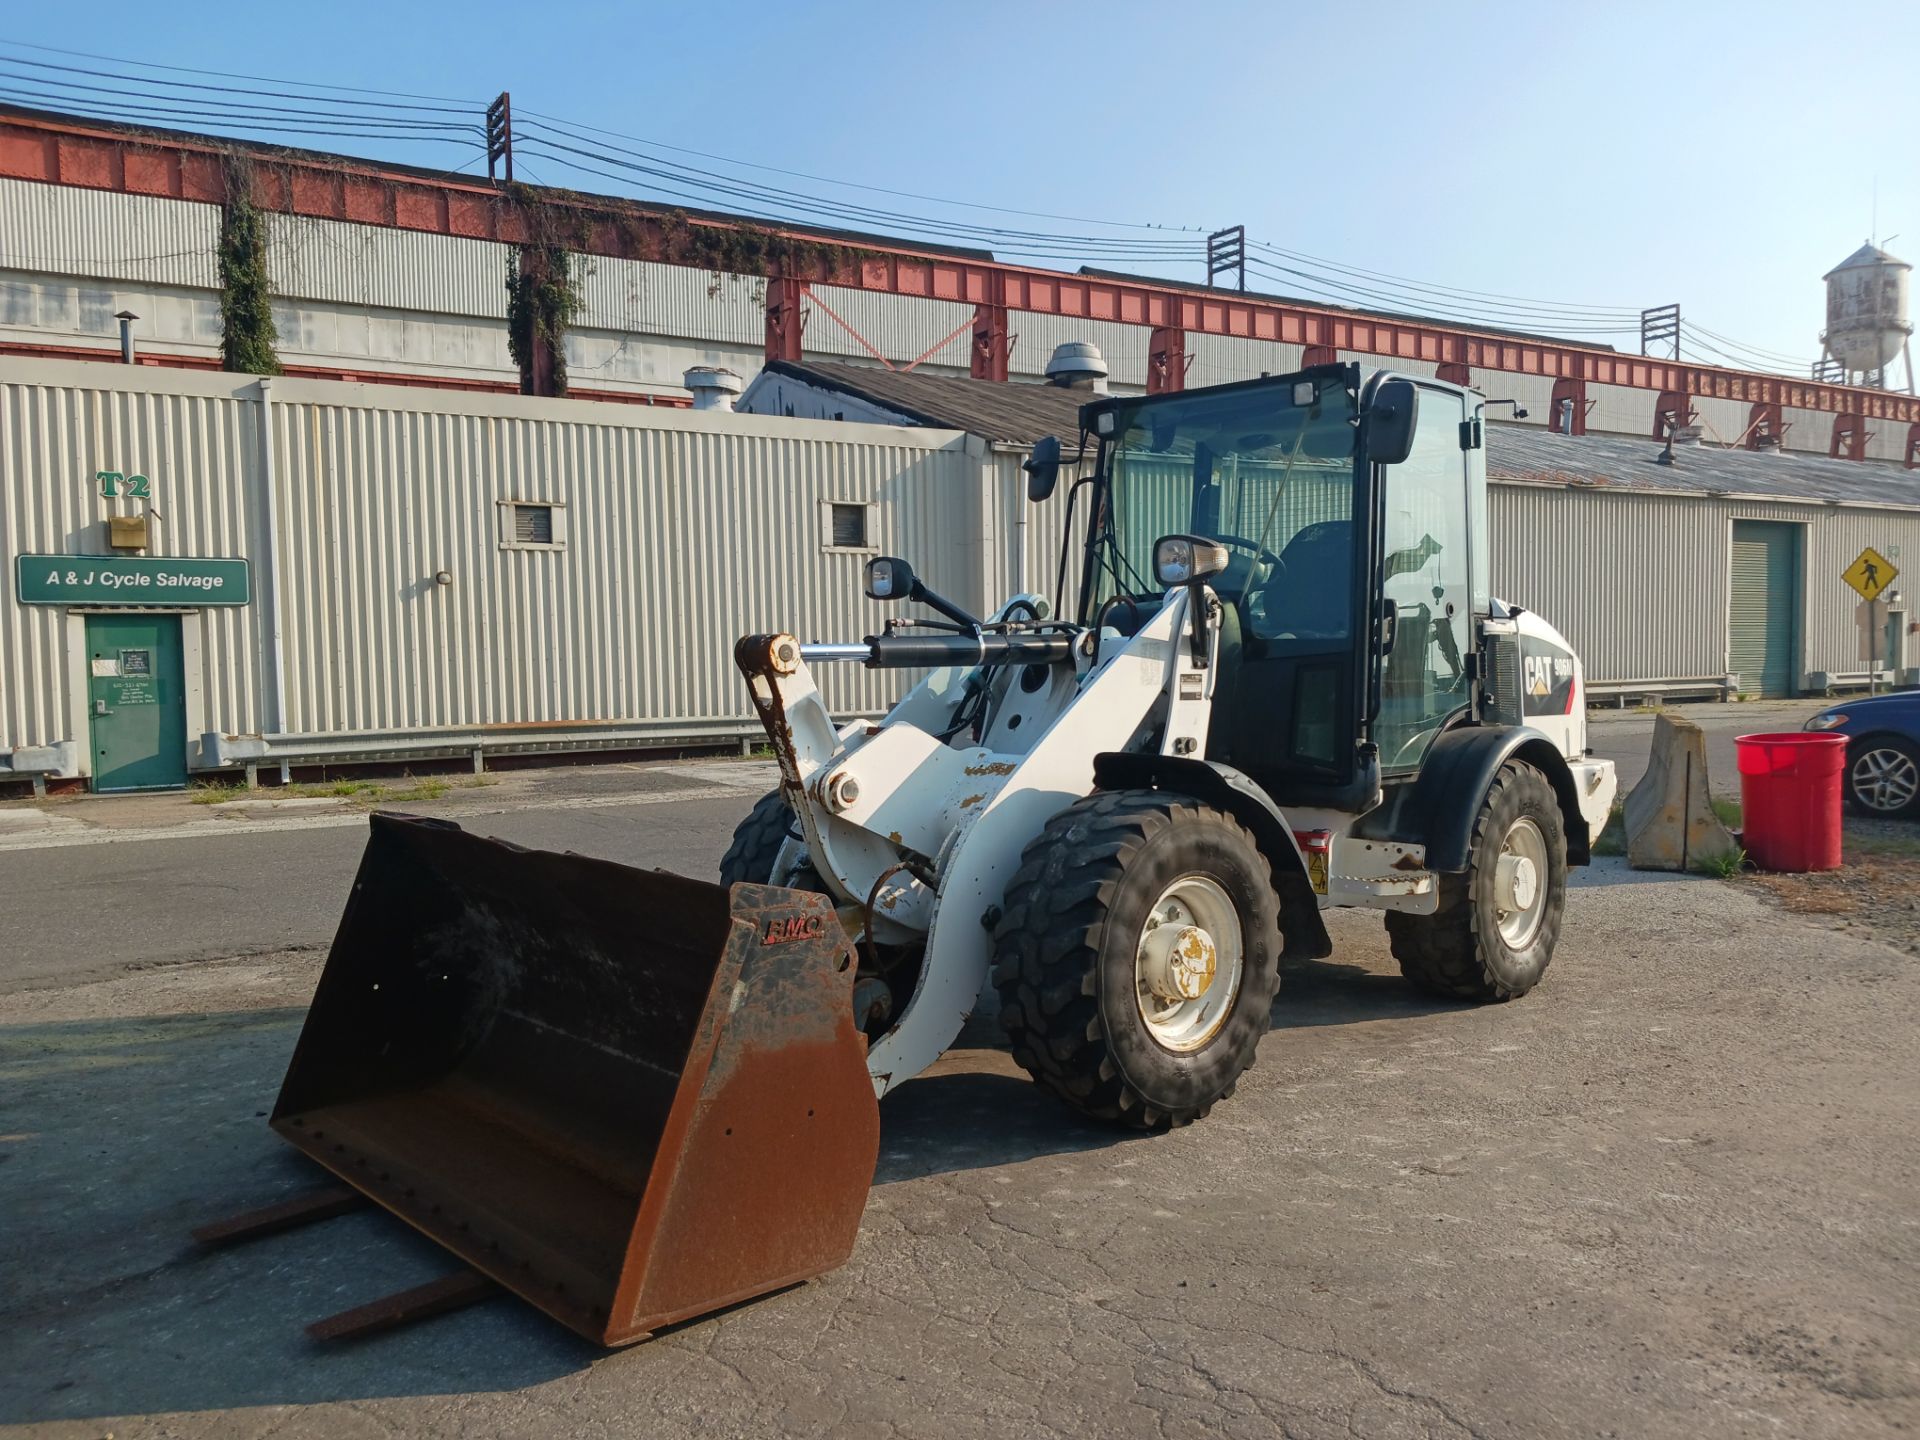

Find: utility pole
<box><xmin>1207</xmin><ymin>226</ymin><xmax>1246</xmax><ymax>292</ymax></box>
<box><xmin>1640</xmin><ymin>304</ymin><xmax>1680</xmax><ymax>360</ymax></box>
<box><xmin>486</xmin><ymin>92</ymin><xmax>514</xmax><ymax>183</ymax></box>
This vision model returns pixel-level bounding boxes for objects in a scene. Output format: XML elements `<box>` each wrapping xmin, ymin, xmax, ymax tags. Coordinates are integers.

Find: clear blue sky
<box><xmin>6</xmin><ymin>1</ymin><xmax>1916</xmax><ymax>371</ymax></box>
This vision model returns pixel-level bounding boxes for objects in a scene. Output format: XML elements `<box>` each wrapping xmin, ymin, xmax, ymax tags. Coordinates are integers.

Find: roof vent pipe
<box><xmin>1044</xmin><ymin>341</ymin><xmax>1109</xmax><ymax>393</ymax></box>
<box><xmin>683</xmin><ymin>366</ymin><xmax>743</xmax><ymax>412</ymax></box>
<box><xmin>1557</xmin><ymin>397</ymin><xmax>1575</xmax><ymax>435</ymax></box>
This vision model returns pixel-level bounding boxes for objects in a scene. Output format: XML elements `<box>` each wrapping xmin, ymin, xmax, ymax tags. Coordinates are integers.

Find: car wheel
<box><xmin>1846</xmin><ymin>736</ymin><xmax>1920</xmax><ymax>818</ymax></box>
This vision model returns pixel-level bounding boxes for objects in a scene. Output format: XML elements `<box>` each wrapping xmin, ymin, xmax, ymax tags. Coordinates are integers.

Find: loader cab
<box><xmin>1065</xmin><ymin>365</ymin><xmax>1489</xmax><ymax>808</ymax></box>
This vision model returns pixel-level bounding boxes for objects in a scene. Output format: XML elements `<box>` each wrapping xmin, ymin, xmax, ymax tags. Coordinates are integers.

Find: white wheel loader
<box><xmin>725</xmin><ymin>365</ymin><xmax>1615</xmax><ymax>1123</ymax></box>
<box><xmin>252</xmin><ymin>365</ymin><xmax>1615</xmax><ymax>1345</ymax></box>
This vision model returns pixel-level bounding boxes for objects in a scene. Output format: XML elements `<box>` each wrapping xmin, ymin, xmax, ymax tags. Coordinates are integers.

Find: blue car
<box><xmin>1805</xmin><ymin>692</ymin><xmax>1920</xmax><ymax>817</ymax></box>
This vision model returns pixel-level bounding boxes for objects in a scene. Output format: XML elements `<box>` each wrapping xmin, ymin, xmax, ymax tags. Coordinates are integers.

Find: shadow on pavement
<box><xmin>874</xmin><ymin>1062</ymin><xmax>1137</xmax><ymax>1184</ymax></box>
<box><xmin>1271</xmin><ymin>955</ymin><xmax>1466</xmax><ymax>1028</ymax></box>
<box><xmin>0</xmin><ymin>1006</ymin><xmax>601</xmax><ymax>1424</ymax></box>
<box><xmin>0</xmin><ymin>1004</ymin><xmax>1136</xmax><ymax>1424</ymax></box>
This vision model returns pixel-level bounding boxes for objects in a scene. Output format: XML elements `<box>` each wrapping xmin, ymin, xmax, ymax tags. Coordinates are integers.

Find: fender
<box><xmin>1359</xmin><ymin>725</ymin><xmax>1591</xmax><ymax>871</ymax></box>
<box><xmin>1092</xmin><ymin>752</ymin><xmax>1334</xmax><ymax>960</ymax></box>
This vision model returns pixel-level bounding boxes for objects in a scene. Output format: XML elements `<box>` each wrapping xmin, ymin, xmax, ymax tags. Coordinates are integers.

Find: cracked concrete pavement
<box><xmin>3</xmin><ymin>842</ymin><xmax>1916</xmax><ymax>1438</ymax></box>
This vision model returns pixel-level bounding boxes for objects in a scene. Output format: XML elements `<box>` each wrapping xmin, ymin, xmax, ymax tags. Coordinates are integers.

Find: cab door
<box><xmin>1372</xmin><ymin>386</ymin><xmax>1473</xmax><ymax>775</ymax></box>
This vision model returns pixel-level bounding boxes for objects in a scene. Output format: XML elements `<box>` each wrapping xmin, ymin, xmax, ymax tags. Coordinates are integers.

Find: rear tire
<box><xmin>991</xmin><ymin>791</ymin><xmax>1282</xmax><ymax>1130</ymax></box>
<box><xmin>1386</xmin><ymin>761</ymin><xmax>1566</xmax><ymax>1002</ymax></box>
<box><xmin>719</xmin><ymin>789</ymin><xmax>807</xmax><ymax>887</ymax></box>
<box><xmin>1845</xmin><ymin>735</ymin><xmax>1920</xmax><ymax>818</ymax></box>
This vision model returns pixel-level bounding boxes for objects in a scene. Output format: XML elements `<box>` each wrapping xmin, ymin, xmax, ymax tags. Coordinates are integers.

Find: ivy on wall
<box><xmin>506</xmin><ymin>240</ymin><xmax>581</xmax><ymax>396</ymax></box>
<box><xmin>217</xmin><ymin>156</ymin><xmax>282</xmax><ymax>376</ymax></box>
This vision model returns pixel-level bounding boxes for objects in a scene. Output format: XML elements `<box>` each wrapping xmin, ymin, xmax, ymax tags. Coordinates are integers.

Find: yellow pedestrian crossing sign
<box><xmin>1844</xmin><ymin>546</ymin><xmax>1899</xmax><ymax>602</ymax></box>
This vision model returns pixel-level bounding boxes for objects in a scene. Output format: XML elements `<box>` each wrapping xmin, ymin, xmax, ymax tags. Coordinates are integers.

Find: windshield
<box><xmin>1085</xmin><ymin>372</ymin><xmax>1360</xmax><ymax>641</ymax></box>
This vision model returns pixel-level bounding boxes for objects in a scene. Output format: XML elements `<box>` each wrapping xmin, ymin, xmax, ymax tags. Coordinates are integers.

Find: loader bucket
<box><xmin>271</xmin><ymin>812</ymin><xmax>880</xmax><ymax>1346</ymax></box>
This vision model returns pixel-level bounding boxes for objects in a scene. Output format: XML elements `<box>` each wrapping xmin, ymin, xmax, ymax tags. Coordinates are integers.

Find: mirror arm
<box><xmin>1187</xmin><ymin>584</ymin><xmax>1211</xmax><ymax>669</ymax></box>
<box><xmin>909</xmin><ymin>579</ymin><xmax>981</xmax><ymax>633</ymax></box>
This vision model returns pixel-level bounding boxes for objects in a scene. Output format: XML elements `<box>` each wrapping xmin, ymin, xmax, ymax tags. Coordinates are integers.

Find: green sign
<box><xmin>14</xmin><ymin>555</ymin><xmax>251</xmax><ymax>607</ymax></box>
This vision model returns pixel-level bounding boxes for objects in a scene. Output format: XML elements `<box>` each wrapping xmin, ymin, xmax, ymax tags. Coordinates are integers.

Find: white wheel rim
<box><xmin>1852</xmin><ymin>747</ymin><xmax>1918</xmax><ymax>812</ymax></box>
<box><xmin>1493</xmin><ymin>817</ymin><xmax>1549</xmax><ymax>949</ymax></box>
<box><xmin>1134</xmin><ymin>874</ymin><xmax>1244</xmax><ymax>1052</ymax></box>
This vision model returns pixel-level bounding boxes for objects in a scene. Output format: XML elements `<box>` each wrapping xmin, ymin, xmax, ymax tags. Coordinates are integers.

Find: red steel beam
<box><xmin>4</xmin><ymin>106</ymin><xmax>1917</xmax><ymax>432</ymax></box>
<box><xmin>1147</xmin><ymin>325</ymin><xmax>1186</xmax><ymax>394</ymax></box>
<box><xmin>1832</xmin><ymin>412</ymin><xmax>1868</xmax><ymax>462</ymax></box>
<box><xmin>1549</xmin><ymin>376</ymin><xmax>1588</xmax><ymax>435</ymax></box>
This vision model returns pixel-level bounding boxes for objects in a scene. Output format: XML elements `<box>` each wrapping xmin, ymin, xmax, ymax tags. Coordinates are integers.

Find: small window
<box><xmin>829</xmin><ymin>502</ymin><xmax>869</xmax><ymax>550</ymax></box>
<box><xmin>498</xmin><ymin>499</ymin><xmax>566</xmax><ymax>550</ymax></box>
<box><xmin>514</xmin><ymin>504</ymin><xmax>553</xmax><ymax>545</ymax></box>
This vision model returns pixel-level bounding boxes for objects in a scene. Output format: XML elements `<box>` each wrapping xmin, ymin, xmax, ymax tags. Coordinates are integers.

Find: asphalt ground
<box><xmin>3</xmin><ymin>696</ymin><xmax>1912</xmax><ymax>1438</ymax></box>
<box><xmin>0</xmin><ymin>698</ymin><xmax>1829</xmax><ymax>992</ymax></box>
<box><xmin>4</xmin><ymin>860</ymin><xmax>1916</xmax><ymax>1438</ymax></box>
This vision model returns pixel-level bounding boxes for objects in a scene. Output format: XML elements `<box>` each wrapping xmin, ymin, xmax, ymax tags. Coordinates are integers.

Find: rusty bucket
<box><xmin>272</xmin><ymin>813</ymin><xmax>880</xmax><ymax>1345</ymax></box>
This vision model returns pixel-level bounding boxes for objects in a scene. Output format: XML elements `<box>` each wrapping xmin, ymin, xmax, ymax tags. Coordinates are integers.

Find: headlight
<box><xmin>1153</xmin><ymin>535</ymin><xmax>1230</xmax><ymax>588</ymax></box>
<box><xmin>1805</xmin><ymin>712</ymin><xmax>1849</xmax><ymax>731</ymax></box>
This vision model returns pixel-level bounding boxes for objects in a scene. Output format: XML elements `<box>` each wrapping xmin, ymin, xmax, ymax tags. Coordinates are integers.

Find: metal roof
<box><xmin>1825</xmin><ymin>242</ymin><xmax>1910</xmax><ymax>278</ymax></box>
<box><xmin>759</xmin><ymin>360</ymin><xmax>1920</xmax><ymax>511</ymax></box>
<box><xmin>1488</xmin><ymin>423</ymin><xmax>1920</xmax><ymax>509</ymax></box>
<box><xmin>762</xmin><ymin>360</ymin><xmax>1087</xmax><ymax>445</ymax></box>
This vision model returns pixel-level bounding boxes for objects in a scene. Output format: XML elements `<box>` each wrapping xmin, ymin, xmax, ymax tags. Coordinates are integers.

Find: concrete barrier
<box><xmin>1624</xmin><ymin>713</ymin><xmax>1741</xmax><ymax>872</ymax></box>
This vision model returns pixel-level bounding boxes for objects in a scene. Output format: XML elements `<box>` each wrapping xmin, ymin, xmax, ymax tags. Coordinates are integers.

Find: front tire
<box><xmin>1386</xmin><ymin>761</ymin><xmax>1566</xmax><ymax>1001</ymax></box>
<box><xmin>1845</xmin><ymin>735</ymin><xmax>1920</xmax><ymax>818</ymax></box>
<box><xmin>719</xmin><ymin>788</ymin><xmax>808</xmax><ymax>886</ymax></box>
<box><xmin>991</xmin><ymin>792</ymin><xmax>1282</xmax><ymax>1130</ymax></box>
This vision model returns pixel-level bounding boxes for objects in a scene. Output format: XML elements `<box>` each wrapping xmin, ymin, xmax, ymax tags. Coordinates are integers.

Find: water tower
<box><xmin>1821</xmin><ymin>242</ymin><xmax>1914</xmax><ymax>392</ymax></box>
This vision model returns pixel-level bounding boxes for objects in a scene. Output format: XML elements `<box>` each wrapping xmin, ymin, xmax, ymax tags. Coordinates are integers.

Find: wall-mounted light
<box><xmin>434</xmin><ymin>570</ymin><xmax>453</xmax><ymax>586</ymax></box>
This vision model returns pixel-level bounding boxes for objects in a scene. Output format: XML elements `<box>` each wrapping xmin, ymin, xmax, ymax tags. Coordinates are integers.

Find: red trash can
<box><xmin>1734</xmin><ymin>732</ymin><xmax>1847</xmax><ymax>872</ymax></box>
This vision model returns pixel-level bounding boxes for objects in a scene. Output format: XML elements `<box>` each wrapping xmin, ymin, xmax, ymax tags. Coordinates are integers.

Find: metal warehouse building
<box><xmin>5</xmin><ymin>354</ymin><xmax>1918</xmax><ymax>793</ymax></box>
<box><xmin>4</xmin><ymin>104</ymin><xmax>1918</xmax><ymax>469</ymax></box>
<box><xmin>0</xmin><ymin>356</ymin><xmax>1053</xmax><ymax>791</ymax></box>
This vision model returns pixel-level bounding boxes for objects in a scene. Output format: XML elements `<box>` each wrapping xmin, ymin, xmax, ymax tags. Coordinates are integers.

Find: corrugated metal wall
<box><xmin>1012</xmin><ymin>312</ymin><xmax>1149</xmax><ymax>388</ymax></box>
<box><xmin>1</xmin><ymin>358</ymin><xmax>994</xmax><ymax>759</ymax></box>
<box><xmin>0</xmin><ymin>368</ymin><xmax>268</xmax><ymax>748</ymax></box>
<box><xmin>1589</xmin><ymin>381</ymin><xmax>1653</xmax><ymax>437</ymax></box>
<box><xmin>1472</xmin><ymin>368</ymin><xmax>1553</xmax><ymax>423</ymax></box>
<box><xmin>0</xmin><ymin>177</ymin><xmax>219</xmax><ymax>290</ymax></box>
<box><xmin>1187</xmin><ymin>335</ymin><xmax>1306</xmax><ymax>388</ymax></box>
<box><xmin>7</xmin><ymin>176</ymin><xmax>1915</xmax><ymax>465</ymax></box>
<box><xmin>1490</xmin><ymin>481</ymin><xmax>1920</xmax><ymax>687</ymax></box>
<box><xmin>16</xmin><ymin>357</ymin><xmax>1920</xmax><ymax>772</ymax></box>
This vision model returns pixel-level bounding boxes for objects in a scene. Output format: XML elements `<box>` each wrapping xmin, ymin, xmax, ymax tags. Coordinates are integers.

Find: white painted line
<box><xmin>0</xmin><ymin>784</ymin><xmax>751</xmax><ymax>853</ymax></box>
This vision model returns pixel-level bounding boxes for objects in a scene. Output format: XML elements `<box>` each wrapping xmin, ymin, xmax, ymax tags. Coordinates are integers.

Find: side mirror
<box><xmin>1365</xmin><ymin>378</ymin><xmax>1420</xmax><ymax>466</ymax></box>
<box><xmin>1023</xmin><ymin>436</ymin><xmax>1062</xmax><ymax>503</ymax></box>
<box><xmin>864</xmin><ymin>555</ymin><xmax>917</xmax><ymax>601</ymax></box>
<box><xmin>1153</xmin><ymin>534</ymin><xmax>1230</xmax><ymax>588</ymax></box>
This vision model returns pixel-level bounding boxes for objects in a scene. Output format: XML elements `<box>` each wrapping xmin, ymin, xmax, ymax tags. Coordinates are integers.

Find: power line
<box><xmin>1246</xmin><ymin>246</ymin><xmax>1644</xmax><ymax>324</ymax></box>
<box><xmin>2</xmin><ymin>38</ymin><xmax>482</xmax><ymax>108</ymax></box>
<box><xmin>0</xmin><ymin>68</ymin><xmax>482</xmax><ymax>133</ymax></box>
<box><xmin>514</xmin><ymin>106</ymin><xmax>1196</xmax><ymax>235</ymax></box>
<box><xmin>1247</xmin><ymin>239</ymin><xmax>1641</xmax><ymax>318</ymax></box>
<box><xmin>514</xmin><ymin>141</ymin><xmax>1198</xmax><ymax>263</ymax></box>
<box><xmin>1680</xmin><ymin>320</ymin><xmax>1819</xmax><ymax>369</ymax></box>
<box><xmin>0</xmin><ymin>91</ymin><xmax>485</xmax><ymax>151</ymax></box>
<box><xmin>515</xmin><ymin>120</ymin><xmax>1203</xmax><ymax>254</ymax></box>
<box><xmin>1243</xmin><ymin>257</ymin><xmax>1641</xmax><ymax>336</ymax></box>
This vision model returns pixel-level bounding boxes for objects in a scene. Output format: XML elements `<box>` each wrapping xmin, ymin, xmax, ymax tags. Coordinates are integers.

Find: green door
<box><xmin>1729</xmin><ymin>521</ymin><xmax>1800</xmax><ymax>697</ymax></box>
<box><xmin>87</xmin><ymin>614</ymin><xmax>188</xmax><ymax>791</ymax></box>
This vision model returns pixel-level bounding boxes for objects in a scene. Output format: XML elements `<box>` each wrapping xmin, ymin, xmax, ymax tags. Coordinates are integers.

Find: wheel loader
<box><xmin>250</xmin><ymin>364</ymin><xmax>1616</xmax><ymax>1345</ymax></box>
